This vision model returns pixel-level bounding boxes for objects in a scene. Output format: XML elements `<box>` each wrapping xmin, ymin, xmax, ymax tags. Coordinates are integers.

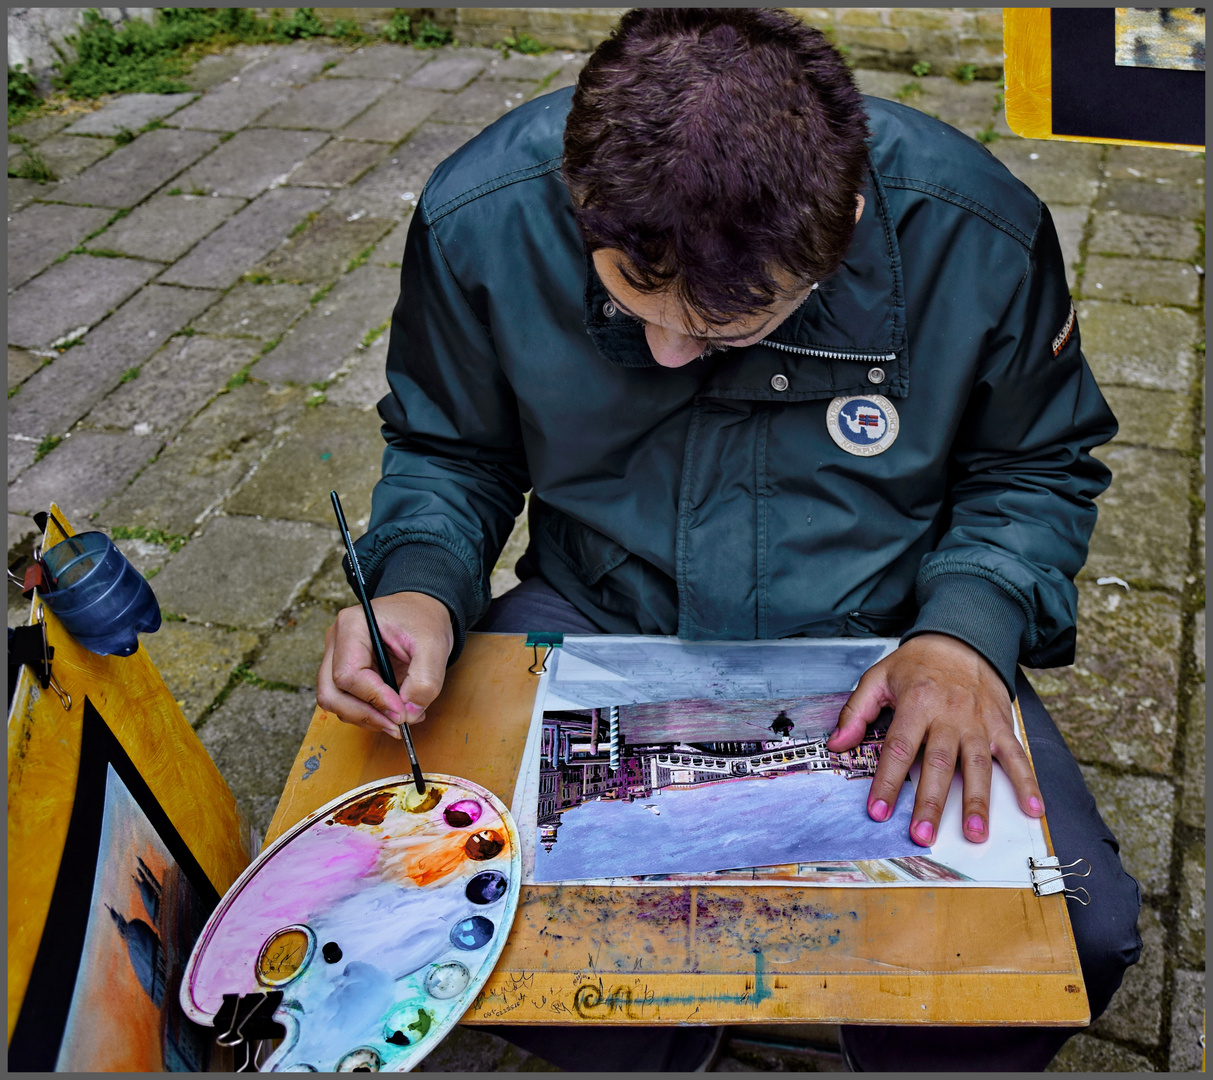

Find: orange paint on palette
<box><xmin>402</xmin><ymin>832</ymin><xmax>475</xmax><ymax>887</ymax></box>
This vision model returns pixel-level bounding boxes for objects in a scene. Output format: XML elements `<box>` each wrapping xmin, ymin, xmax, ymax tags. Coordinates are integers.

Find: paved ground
<box><xmin>7</xmin><ymin>41</ymin><xmax>1204</xmax><ymax>1072</ymax></box>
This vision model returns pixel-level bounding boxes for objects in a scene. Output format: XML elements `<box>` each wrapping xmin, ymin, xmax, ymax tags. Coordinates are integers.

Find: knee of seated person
<box><xmin>1071</xmin><ymin>840</ymin><xmax>1144</xmax><ymax>1019</ymax></box>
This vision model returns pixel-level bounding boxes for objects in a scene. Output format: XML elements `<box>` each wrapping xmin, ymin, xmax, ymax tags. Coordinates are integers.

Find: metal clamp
<box><xmin>525</xmin><ymin>632</ymin><xmax>564</xmax><ymax>675</ymax></box>
<box><xmin>1029</xmin><ymin>856</ymin><xmax>1092</xmax><ymax>905</ymax></box>
<box><xmin>10</xmin><ymin>608</ymin><xmax>71</xmax><ymax>710</ymax></box>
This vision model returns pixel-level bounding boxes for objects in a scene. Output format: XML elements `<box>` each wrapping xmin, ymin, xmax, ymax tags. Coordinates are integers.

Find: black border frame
<box><xmin>1051</xmin><ymin>8</ymin><xmax>1205</xmax><ymax>147</ymax></box>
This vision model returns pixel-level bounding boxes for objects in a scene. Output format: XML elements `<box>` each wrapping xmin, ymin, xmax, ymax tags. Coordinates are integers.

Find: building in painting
<box><xmin>536</xmin><ymin>707</ymin><xmax>886</xmax><ymax>853</ymax></box>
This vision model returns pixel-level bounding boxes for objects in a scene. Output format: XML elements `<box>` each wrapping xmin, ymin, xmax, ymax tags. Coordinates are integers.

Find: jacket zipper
<box><xmin>763</xmin><ymin>340</ymin><xmax>898</xmax><ymax>363</ymax></box>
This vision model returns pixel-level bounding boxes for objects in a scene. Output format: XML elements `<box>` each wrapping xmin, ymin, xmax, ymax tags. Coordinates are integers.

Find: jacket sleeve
<box><xmin>901</xmin><ymin>205</ymin><xmax>1117</xmax><ymax>692</ymax></box>
<box><xmin>350</xmin><ymin>208</ymin><xmax>529</xmax><ymax>664</ymax></box>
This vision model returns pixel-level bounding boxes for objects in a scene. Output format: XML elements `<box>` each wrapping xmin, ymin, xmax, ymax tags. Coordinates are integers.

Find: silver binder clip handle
<box><xmin>1032</xmin><ymin>874</ymin><xmax>1067</xmax><ymax>897</ymax></box>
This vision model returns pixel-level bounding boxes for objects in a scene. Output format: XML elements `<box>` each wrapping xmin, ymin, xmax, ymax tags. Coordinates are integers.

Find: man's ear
<box><xmin>855</xmin><ymin>194</ymin><xmax>865</xmax><ymax>224</ymax></box>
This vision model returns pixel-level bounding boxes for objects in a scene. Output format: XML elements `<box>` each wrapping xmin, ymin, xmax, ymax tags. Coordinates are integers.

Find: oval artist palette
<box><xmin>181</xmin><ymin>774</ymin><xmax>520</xmax><ymax>1072</ymax></box>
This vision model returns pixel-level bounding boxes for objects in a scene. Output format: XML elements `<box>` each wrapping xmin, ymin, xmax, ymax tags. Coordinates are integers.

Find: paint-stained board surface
<box><xmin>268</xmin><ymin>634</ymin><xmax>1089</xmax><ymax>1027</ymax></box>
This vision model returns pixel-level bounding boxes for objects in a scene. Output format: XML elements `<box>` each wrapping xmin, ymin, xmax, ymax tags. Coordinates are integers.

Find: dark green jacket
<box><xmin>356</xmin><ymin>89</ymin><xmax>1116</xmax><ymax>692</ymax></box>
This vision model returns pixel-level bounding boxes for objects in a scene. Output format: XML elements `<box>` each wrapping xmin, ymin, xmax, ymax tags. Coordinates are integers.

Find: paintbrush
<box><xmin>330</xmin><ymin>490</ymin><xmax>426</xmax><ymax>795</ymax></box>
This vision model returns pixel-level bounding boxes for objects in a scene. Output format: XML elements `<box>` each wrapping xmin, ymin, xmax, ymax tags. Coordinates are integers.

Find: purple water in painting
<box><xmin>534</xmin><ymin>770</ymin><xmax>918</xmax><ymax>881</ymax></box>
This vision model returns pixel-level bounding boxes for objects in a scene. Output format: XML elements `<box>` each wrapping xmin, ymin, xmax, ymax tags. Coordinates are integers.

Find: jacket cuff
<box><xmin>901</xmin><ymin>573</ymin><xmax>1028</xmax><ymax>696</ymax></box>
<box><xmin>351</xmin><ymin>542</ymin><xmax>478</xmax><ymax>666</ymax></box>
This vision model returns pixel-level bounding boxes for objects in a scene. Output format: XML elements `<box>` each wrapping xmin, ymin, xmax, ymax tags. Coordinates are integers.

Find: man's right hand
<box><xmin>316</xmin><ymin>592</ymin><xmax>454</xmax><ymax>739</ymax></box>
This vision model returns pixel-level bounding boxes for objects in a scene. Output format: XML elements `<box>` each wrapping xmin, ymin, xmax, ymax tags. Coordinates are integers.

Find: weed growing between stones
<box><xmin>497</xmin><ymin>33</ymin><xmax>552</xmax><ymax>58</ymax></box>
<box><xmin>119</xmin><ymin>367</ymin><xmax>140</xmax><ymax>384</ymax></box>
<box><xmin>33</xmin><ymin>435</ymin><xmax>62</xmax><ymax>463</ymax></box>
<box><xmin>895</xmin><ymin>81</ymin><xmax>924</xmax><ymax>101</ymax></box>
<box><xmin>346</xmin><ymin>245</ymin><xmax>375</xmax><ymax>273</ymax></box>
<box><xmin>976</xmin><ymin>124</ymin><xmax>1000</xmax><ymax>145</ymax></box>
<box><xmin>953</xmin><ymin>63</ymin><xmax>978</xmax><ymax>83</ymax></box>
<box><xmin>7</xmin><ymin>148</ymin><xmax>56</xmax><ymax>182</ymax></box>
<box><xmin>310</xmin><ymin>282</ymin><xmax>335</xmax><ymax>305</ymax></box>
<box><xmin>113</xmin><ymin>125</ymin><xmax>136</xmax><ymax>145</ymax></box>
<box><xmin>361</xmin><ymin>320</ymin><xmax>390</xmax><ymax>349</ymax></box>
<box><xmin>911</xmin><ymin>60</ymin><xmax>931</xmax><ymax>77</ymax></box>
<box><xmin>110</xmin><ymin>524</ymin><xmax>188</xmax><ymax>553</ymax></box>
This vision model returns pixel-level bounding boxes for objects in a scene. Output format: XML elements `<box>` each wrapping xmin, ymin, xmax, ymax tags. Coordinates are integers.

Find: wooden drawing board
<box><xmin>267</xmin><ymin>633</ymin><xmax>1090</xmax><ymax>1028</ymax></box>
<box><xmin>7</xmin><ymin>506</ymin><xmax>253</xmax><ymax>1045</ymax></box>
<box><xmin>1004</xmin><ymin>8</ymin><xmax>1205</xmax><ymax>151</ymax></box>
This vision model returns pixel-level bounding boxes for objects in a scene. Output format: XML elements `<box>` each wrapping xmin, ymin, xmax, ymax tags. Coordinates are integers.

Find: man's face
<box><xmin>591</xmin><ymin>197</ymin><xmax>864</xmax><ymax>369</ymax></box>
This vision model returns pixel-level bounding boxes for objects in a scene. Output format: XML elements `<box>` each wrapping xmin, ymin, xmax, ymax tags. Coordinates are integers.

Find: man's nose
<box><xmin>645</xmin><ymin>323</ymin><xmax>704</xmax><ymax>368</ymax></box>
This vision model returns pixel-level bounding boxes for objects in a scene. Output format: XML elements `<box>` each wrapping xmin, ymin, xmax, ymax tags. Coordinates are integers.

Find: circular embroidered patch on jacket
<box><xmin>826</xmin><ymin>395</ymin><xmax>900</xmax><ymax>456</ymax></box>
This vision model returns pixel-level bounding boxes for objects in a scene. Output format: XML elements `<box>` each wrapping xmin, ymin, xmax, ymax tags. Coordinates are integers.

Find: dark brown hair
<box><xmin>564</xmin><ymin>8</ymin><xmax>870</xmax><ymax>326</ymax></box>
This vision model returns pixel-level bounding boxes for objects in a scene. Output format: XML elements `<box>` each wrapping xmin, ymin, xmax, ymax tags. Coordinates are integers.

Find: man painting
<box><xmin>318</xmin><ymin>10</ymin><xmax>1141</xmax><ymax>1070</ymax></box>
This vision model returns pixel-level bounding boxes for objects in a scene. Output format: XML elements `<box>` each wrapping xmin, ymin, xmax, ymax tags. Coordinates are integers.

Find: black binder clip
<box><xmin>1028</xmin><ymin>856</ymin><xmax>1092</xmax><ymax>905</ymax></box>
<box><xmin>213</xmin><ymin>990</ymin><xmax>286</xmax><ymax>1071</ymax></box>
<box><xmin>8</xmin><ymin>608</ymin><xmax>71</xmax><ymax>711</ymax></box>
<box><xmin>525</xmin><ymin>632</ymin><xmax>564</xmax><ymax>675</ymax></box>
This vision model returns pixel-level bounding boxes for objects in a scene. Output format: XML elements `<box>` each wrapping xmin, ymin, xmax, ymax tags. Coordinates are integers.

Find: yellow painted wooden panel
<box><xmin>269</xmin><ymin>633</ymin><xmax>1089</xmax><ymax>1027</ymax></box>
<box><xmin>7</xmin><ymin>506</ymin><xmax>252</xmax><ymax>1043</ymax></box>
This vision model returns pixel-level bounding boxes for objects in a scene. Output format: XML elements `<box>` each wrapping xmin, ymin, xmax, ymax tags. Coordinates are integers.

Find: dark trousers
<box><xmin>474</xmin><ymin>578</ymin><xmax>1143</xmax><ymax>1072</ymax></box>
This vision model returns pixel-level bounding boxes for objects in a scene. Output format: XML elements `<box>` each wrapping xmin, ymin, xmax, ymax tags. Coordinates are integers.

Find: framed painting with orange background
<box><xmin>1004</xmin><ymin>8</ymin><xmax>1205</xmax><ymax>151</ymax></box>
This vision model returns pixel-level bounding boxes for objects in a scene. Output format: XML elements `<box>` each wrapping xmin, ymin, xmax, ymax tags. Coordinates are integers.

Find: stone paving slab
<box><xmin>7</xmin><ymin>253</ymin><xmax>160</xmax><ymax>350</ymax></box>
<box><xmin>96</xmin><ymin>383</ymin><xmax>307</xmax><ymax>537</ymax></box>
<box><xmin>1167</xmin><ymin>970</ymin><xmax>1206</xmax><ymax>1072</ymax></box>
<box><xmin>141</xmin><ymin>620</ymin><xmax>261</xmax><ymax>728</ymax></box>
<box><xmin>989</xmin><ymin>139</ymin><xmax>1104</xmax><ymax>206</ymax></box>
<box><xmin>1047</xmin><ymin>204</ymin><xmax>1088</xmax><ymax>285</ymax></box>
<box><xmin>8</xmin><ymin>113</ymin><xmax>72</xmax><ymax>143</ymax></box>
<box><xmin>323</xmin><ymin>334</ymin><xmax>390</xmax><ymax>409</ymax></box>
<box><xmin>1176</xmin><ymin>840</ymin><xmax>1204</xmax><ymax>967</ymax></box>
<box><xmin>1026</xmin><ymin>582</ymin><xmax>1180</xmax><ymax>772</ymax></box>
<box><xmin>7</xmin><ymin>347</ymin><xmax>42</xmax><ymax>392</ymax></box>
<box><xmin>337</xmin><ymin>85</ymin><xmax>446</xmax><ymax>143</ymax></box>
<box><xmin>181</xmin><ymin>46</ymin><xmax>274</xmax><ymax>92</ymax></box>
<box><xmin>197</xmin><ymin>683</ymin><xmax>319</xmax><ymax>837</ymax></box>
<box><xmin>1096</xmin><ymin>178</ymin><xmax>1206</xmax><ymax>220</ymax></box>
<box><xmin>190</xmin><ymin>282</ymin><xmax>314</xmax><ymax>340</ymax></box>
<box><xmin>287</xmin><ymin>138</ymin><xmax>388</xmax><ymax>187</ymax></box>
<box><xmin>51</xmin><ymin>127</ymin><xmax>221</xmax><ymax>208</ymax></box>
<box><xmin>225</xmin><ymin>403</ymin><xmax>385</xmax><ymax>526</ymax></box>
<box><xmin>1076</xmin><ymin>300</ymin><xmax>1199</xmax><ymax>392</ymax></box>
<box><xmin>1088</xmin><ymin>211</ymin><xmax>1203</xmax><ymax>261</ymax></box>
<box><xmin>1082</xmin><ymin>255</ymin><xmax>1201</xmax><ymax>308</ymax></box>
<box><xmin>151</xmin><ymin>513</ymin><xmax>333</xmax><ymax>628</ymax></box>
<box><xmin>98</xmin><ymin>192</ymin><xmax>245</xmax><ymax>262</ymax></box>
<box><xmin>63</xmin><ymin>92</ymin><xmax>197</xmax><ymax>135</ymax></box>
<box><xmin>251</xmin><ymin>602</ymin><xmax>336</xmax><ymax>687</ymax></box>
<box><xmin>167</xmin><ymin>79</ymin><xmax>291</xmax><ymax>133</ymax></box>
<box><xmin>256</xmin><ymin>76</ymin><xmax>396</xmax><ymax>131</ymax></box>
<box><xmin>328</xmin><ymin>123</ymin><xmax>481</xmax><ymax>220</ymax></box>
<box><xmin>1086</xmin><ymin>445</ymin><xmax>1193</xmax><ymax>590</ymax></box>
<box><xmin>7</xmin><ymin>512</ymin><xmax>40</xmax><ymax>564</ymax></box>
<box><xmin>404</xmin><ymin>51</ymin><xmax>490</xmax><ymax>91</ymax></box>
<box><xmin>306</xmin><ymin>547</ymin><xmax>359</xmax><ymax>607</ymax></box>
<box><xmin>7</xmin><ymin>202</ymin><xmax>111</xmax><ymax>290</ymax></box>
<box><xmin>7</xmin><ymin>283</ymin><xmax>219</xmax><ymax>443</ymax></box>
<box><xmin>1179</xmin><ymin>683</ymin><xmax>1204</xmax><ymax>829</ymax></box>
<box><xmin>1078</xmin><ymin>765</ymin><xmax>1175</xmax><ymax>894</ymax></box>
<box><xmin>175</xmin><ymin>127</ymin><xmax>330</xmax><ymax>198</ymax></box>
<box><xmin>1104</xmin><ymin>145</ymin><xmax>1207</xmax><ymax>183</ymax></box>
<box><xmin>159</xmin><ymin>186</ymin><xmax>329</xmax><ymax>289</ymax></box>
<box><xmin>6</xmin><ymin>438</ymin><xmax>36</xmax><ymax>486</ymax></box>
<box><xmin>252</xmin><ymin>211</ymin><xmax>394</xmax><ymax>283</ymax></box>
<box><xmin>326</xmin><ymin>43</ymin><xmax>433</xmax><ymax>81</ymax></box>
<box><xmin>81</xmin><ymin>334</ymin><xmax>259</xmax><ymax>438</ymax></box>
<box><xmin>6</xmin><ymin>178</ymin><xmax>47</xmax><ymax>213</ymax></box>
<box><xmin>1100</xmin><ymin>386</ymin><xmax>1194</xmax><ymax>452</ymax></box>
<box><xmin>7</xmin><ymin>431</ymin><xmax>163</xmax><ymax>521</ymax></box>
<box><xmin>430</xmin><ymin>79</ymin><xmax>534</xmax><ymax>126</ymax></box>
<box><xmin>254</xmin><ymin>263</ymin><xmax>400</xmax><ymax>384</ymax></box>
<box><xmin>13</xmin><ymin>132</ymin><xmax>116</xmax><ymax>180</ymax></box>
<box><xmin>1090</xmin><ymin>904</ymin><xmax>1164</xmax><ymax>1045</ymax></box>
<box><xmin>239</xmin><ymin>43</ymin><xmax>345</xmax><ymax>87</ymax></box>
<box><xmin>370</xmin><ymin>214</ymin><xmax>410</xmax><ymax>264</ymax></box>
<box><xmin>1046</xmin><ymin>1033</ymin><xmax>1155</xmax><ymax>1072</ymax></box>
<box><xmin>484</xmin><ymin>52</ymin><xmax>570</xmax><ymax>82</ymax></box>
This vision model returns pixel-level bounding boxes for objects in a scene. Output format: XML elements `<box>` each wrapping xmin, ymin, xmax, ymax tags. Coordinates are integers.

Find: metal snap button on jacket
<box><xmin>771</xmin><ymin>373</ymin><xmax>789</xmax><ymax>391</ymax></box>
<box><xmin>867</xmin><ymin>367</ymin><xmax>886</xmax><ymax>384</ymax></box>
<box><xmin>603</xmin><ymin>301</ymin><xmax>616</xmax><ymax>318</ymax></box>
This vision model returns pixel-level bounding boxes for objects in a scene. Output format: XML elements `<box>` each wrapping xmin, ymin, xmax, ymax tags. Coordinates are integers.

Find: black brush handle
<box><xmin>331</xmin><ymin>491</ymin><xmax>425</xmax><ymax>794</ymax></box>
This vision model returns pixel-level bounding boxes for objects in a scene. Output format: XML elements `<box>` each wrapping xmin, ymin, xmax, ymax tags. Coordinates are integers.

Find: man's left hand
<box><xmin>826</xmin><ymin>633</ymin><xmax>1044</xmax><ymax>845</ymax></box>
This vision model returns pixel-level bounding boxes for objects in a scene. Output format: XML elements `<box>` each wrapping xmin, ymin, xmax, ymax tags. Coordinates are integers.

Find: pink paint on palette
<box><xmin>181</xmin><ymin>775</ymin><xmax>520</xmax><ymax>1072</ymax></box>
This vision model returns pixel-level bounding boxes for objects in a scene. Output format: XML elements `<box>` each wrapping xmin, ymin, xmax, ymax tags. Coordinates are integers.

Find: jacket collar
<box><xmin>582</xmin><ymin>158</ymin><xmax>911</xmax><ymax>400</ymax></box>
